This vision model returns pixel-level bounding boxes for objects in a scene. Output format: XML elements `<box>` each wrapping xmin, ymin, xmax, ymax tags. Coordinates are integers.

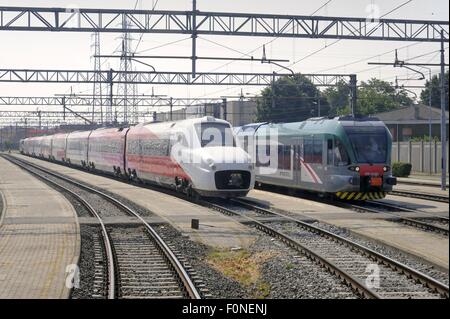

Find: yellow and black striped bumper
<box><xmin>336</xmin><ymin>192</ymin><xmax>387</xmax><ymax>200</ymax></box>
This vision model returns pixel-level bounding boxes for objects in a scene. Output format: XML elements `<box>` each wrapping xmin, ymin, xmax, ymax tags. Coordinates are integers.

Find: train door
<box><xmin>293</xmin><ymin>137</ymin><xmax>303</xmax><ymax>186</ymax></box>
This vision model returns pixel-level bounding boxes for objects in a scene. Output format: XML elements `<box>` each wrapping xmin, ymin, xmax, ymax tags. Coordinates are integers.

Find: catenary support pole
<box><xmin>440</xmin><ymin>30</ymin><xmax>447</xmax><ymax>191</ymax></box>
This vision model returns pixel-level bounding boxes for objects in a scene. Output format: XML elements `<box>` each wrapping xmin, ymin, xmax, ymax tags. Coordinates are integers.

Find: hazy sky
<box><xmin>0</xmin><ymin>0</ymin><xmax>449</xmax><ymax>115</ymax></box>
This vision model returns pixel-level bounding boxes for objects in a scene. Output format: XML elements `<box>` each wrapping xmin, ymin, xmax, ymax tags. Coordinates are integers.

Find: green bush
<box><xmin>392</xmin><ymin>162</ymin><xmax>412</xmax><ymax>177</ymax></box>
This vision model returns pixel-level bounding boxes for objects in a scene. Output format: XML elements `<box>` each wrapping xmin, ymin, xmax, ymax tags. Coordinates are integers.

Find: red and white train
<box><xmin>20</xmin><ymin>117</ymin><xmax>255</xmax><ymax>198</ymax></box>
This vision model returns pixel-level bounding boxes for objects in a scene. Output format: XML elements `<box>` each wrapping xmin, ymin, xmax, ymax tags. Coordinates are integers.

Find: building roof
<box><xmin>374</xmin><ymin>104</ymin><xmax>449</xmax><ymax>125</ymax></box>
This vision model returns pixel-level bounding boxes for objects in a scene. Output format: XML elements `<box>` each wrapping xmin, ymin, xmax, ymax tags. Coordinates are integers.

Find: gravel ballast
<box><xmin>71</xmin><ymin>225</ymin><xmax>105</xmax><ymax>299</ymax></box>
<box><xmin>310</xmin><ymin>221</ymin><xmax>449</xmax><ymax>286</ymax></box>
<box><xmin>156</xmin><ymin>223</ymin><xmax>359</xmax><ymax>299</ymax></box>
<box><xmin>7</xmin><ymin>157</ymin><xmax>373</xmax><ymax>298</ymax></box>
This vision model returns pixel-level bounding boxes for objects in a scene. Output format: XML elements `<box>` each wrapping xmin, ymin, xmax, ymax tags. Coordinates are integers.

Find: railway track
<box><xmin>390</xmin><ymin>190</ymin><xmax>449</xmax><ymax>204</ymax></box>
<box><xmin>6</xmin><ymin>154</ymin><xmax>448</xmax><ymax>299</ymax></box>
<box><xmin>368</xmin><ymin>200</ymin><xmax>449</xmax><ymax>223</ymax></box>
<box><xmin>254</xmin><ymin>184</ymin><xmax>449</xmax><ymax>236</ymax></box>
<box><xmin>346</xmin><ymin>201</ymin><xmax>449</xmax><ymax>237</ymax></box>
<box><xmin>2</xmin><ymin>154</ymin><xmax>201</xmax><ymax>300</ymax></box>
<box><xmin>201</xmin><ymin>198</ymin><xmax>449</xmax><ymax>299</ymax></box>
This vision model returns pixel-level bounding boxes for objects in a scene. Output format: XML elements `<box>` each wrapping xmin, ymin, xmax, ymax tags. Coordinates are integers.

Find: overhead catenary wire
<box><xmin>200</xmin><ymin>0</ymin><xmax>416</xmax><ymax>99</ymax></box>
<box><xmin>284</xmin><ymin>0</ymin><xmax>414</xmax><ymax>71</ymax></box>
<box><xmin>197</xmin><ymin>1</ymin><xmax>336</xmax><ymax>97</ymax></box>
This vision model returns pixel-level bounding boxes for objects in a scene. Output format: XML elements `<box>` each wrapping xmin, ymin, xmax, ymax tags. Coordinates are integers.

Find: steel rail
<box><xmin>2</xmin><ymin>155</ymin><xmax>116</xmax><ymax>299</ymax></box>
<box><xmin>232</xmin><ymin>198</ymin><xmax>450</xmax><ymax>298</ymax></box>
<box><xmin>367</xmin><ymin>200</ymin><xmax>449</xmax><ymax>222</ymax></box>
<box><xmin>390</xmin><ymin>190</ymin><xmax>449</xmax><ymax>203</ymax></box>
<box><xmin>4</xmin><ymin>154</ymin><xmax>201</xmax><ymax>300</ymax></box>
<box><xmin>199</xmin><ymin>199</ymin><xmax>381</xmax><ymax>299</ymax></box>
<box><xmin>348</xmin><ymin>201</ymin><xmax>449</xmax><ymax>236</ymax></box>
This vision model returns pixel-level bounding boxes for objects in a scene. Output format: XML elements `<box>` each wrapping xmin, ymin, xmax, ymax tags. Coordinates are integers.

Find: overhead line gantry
<box><xmin>0</xmin><ymin>6</ymin><xmax>447</xmax><ymax>41</ymax></box>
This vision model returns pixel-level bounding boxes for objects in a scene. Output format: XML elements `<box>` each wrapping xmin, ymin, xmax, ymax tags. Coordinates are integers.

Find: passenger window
<box><xmin>278</xmin><ymin>145</ymin><xmax>292</xmax><ymax>170</ymax></box>
<box><xmin>304</xmin><ymin>137</ymin><xmax>322</xmax><ymax>164</ymax></box>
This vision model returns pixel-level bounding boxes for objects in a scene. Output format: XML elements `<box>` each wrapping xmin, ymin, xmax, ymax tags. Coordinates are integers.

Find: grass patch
<box><xmin>255</xmin><ymin>282</ymin><xmax>271</xmax><ymax>299</ymax></box>
<box><xmin>207</xmin><ymin>249</ymin><xmax>276</xmax><ymax>298</ymax></box>
<box><xmin>285</xmin><ymin>263</ymin><xmax>295</xmax><ymax>271</ymax></box>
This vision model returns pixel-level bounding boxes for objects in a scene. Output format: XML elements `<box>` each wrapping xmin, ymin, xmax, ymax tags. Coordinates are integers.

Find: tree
<box><xmin>357</xmin><ymin>78</ymin><xmax>412</xmax><ymax>115</ymax></box>
<box><xmin>420</xmin><ymin>71</ymin><xmax>449</xmax><ymax>110</ymax></box>
<box><xmin>256</xmin><ymin>74</ymin><xmax>325</xmax><ymax>123</ymax></box>
<box><xmin>323</xmin><ymin>80</ymin><xmax>352</xmax><ymax>116</ymax></box>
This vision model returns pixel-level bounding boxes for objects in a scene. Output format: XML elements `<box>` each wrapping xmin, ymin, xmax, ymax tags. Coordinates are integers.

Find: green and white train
<box><xmin>235</xmin><ymin>116</ymin><xmax>397</xmax><ymax>200</ymax></box>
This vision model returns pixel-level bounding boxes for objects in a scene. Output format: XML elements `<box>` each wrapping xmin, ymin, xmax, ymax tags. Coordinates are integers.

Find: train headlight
<box><xmin>355</xmin><ymin>166</ymin><xmax>360</xmax><ymax>172</ymax></box>
<box><xmin>383</xmin><ymin>166</ymin><xmax>390</xmax><ymax>172</ymax></box>
<box><xmin>349</xmin><ymin>166</ymin><xmax>360</xmax><ymax>172</ymax></box>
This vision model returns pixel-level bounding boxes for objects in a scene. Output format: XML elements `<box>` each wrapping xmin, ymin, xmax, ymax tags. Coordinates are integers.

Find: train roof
<box><xmin>136</xmin><ymin>116</ymin><xmax>231</xmax><ymax>129</ymax></box>
<box><xmin>238</xmin><ymin>116</ymin><xmax>386</xmax><ymax>137</ymax></box>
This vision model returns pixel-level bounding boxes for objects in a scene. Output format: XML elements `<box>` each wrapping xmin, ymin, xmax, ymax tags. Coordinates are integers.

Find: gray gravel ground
<box><xmin>268</xmin><ymin>221</ymin><xmax>443</xmax><ymax>298</ymax></box>
<box><xmin>154</xmin><ymin>224</ymin><xmax>249</xmax><ymax>299</ymax></box>
<box><xmin>10</xmin><ymin>159</ymin><xmax>369</xmax><ymax>298</ymax></box>
<box><xmin>249</xmin><ymin>235</ymin><xmax>358</xmax><ymax>299</ymax></box>
<box><xmin>268</xmin><ymin>206</ymin><xmax>449</xmax><ymax>286</ymax></box>
<box><xmin>413</xmin><ymin>217</ymin><xmax>449</xmax><ymax>229</ymax></box>
<box><xmin>71</xmin><ymin>225</ymin><xmax>105</xmax><ymax>299</ymax></box>
<box><xmin>310</xmin><ymin>220</ymin><xmax>450</xmax><ymax>286</ymax></box>
<box><xmin>156</xmin><ymin>223</ymin><xmax>359</xmax><ymax>299</ymax></box>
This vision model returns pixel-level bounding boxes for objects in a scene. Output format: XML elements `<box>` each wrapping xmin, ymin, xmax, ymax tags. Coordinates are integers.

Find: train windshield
<box><xmin>196</xmin><ymin>123</ymin><xmax>236</xmax><ymax>148</ymax></box>
<box><xmin>344</xmin><ymin>126</ymin><xmax>388</xmax><ymax>164</ymax></box>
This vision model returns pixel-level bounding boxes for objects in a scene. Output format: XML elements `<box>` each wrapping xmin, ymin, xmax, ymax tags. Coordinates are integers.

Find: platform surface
<box><xmin>0</xmin><ymin>156</ymin><xmax>80</xmax><ymax>299</ymax></box>
<box><xmin>397</xmin><ymin>175</ymin><xmax>449</xmax><ymax>188</ymax></box>
<box><xmin>12</xmin><ymin>154</ymin><xmax>256</xmax><ymax>250</ymax></box>
<box><xmin>247</xmin><ymin>189</ymin><xmax>449</xmax><ymax>271</ymax></box>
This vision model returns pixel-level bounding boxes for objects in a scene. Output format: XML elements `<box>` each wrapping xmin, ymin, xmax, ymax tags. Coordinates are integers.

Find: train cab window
<box><xmin>177</xmin><ymin>133</ymin><xmax>189</xmax><ymax>148</ymax></box>
<box><xmin>243</xmin><ymin>136</ymin><xmax>249</xmax><ymax>152</ymax></box>
<box><xmin>196</xmin><ymin>123</ymin><xmax>235</xmax><ymax>148</ymax></box>
<box><xmin>344</xmin><ymin>126</ymin><xmax>388</xmax><ymax>164</ymax></box>
<box><xmin>333</xmin><ymin>139</ymin><xmax>350</xmax><ymax>166</ymax></box>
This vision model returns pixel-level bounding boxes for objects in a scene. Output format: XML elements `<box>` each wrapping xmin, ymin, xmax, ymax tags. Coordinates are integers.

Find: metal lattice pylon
<box><xmin>91</xmin><ymin>32</ymin><xmax>104</xmax><ymax>124</ymax></box>
<box><xmin>116</xmin><ymin>16</ymin><xmax>138</xmax><ymax>125</ymax></box>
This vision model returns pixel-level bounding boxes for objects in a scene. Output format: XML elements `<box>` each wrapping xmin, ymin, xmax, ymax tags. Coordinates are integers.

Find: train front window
<box><xmin>196</xmin><ymin>123</ymin><xmax>235</xmax><ymax>148</ymax></box>
<box><xmin>344</xmin><ymin>127</ymin><xmax>388</xmax><ymax>164</ymax></box>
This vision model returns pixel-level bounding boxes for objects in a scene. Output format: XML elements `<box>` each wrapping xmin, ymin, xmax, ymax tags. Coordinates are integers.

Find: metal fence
<box><xmin>392</xmin><ymin>141</ymin><xmax>449</xmax><ymax>174</ymax></box>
